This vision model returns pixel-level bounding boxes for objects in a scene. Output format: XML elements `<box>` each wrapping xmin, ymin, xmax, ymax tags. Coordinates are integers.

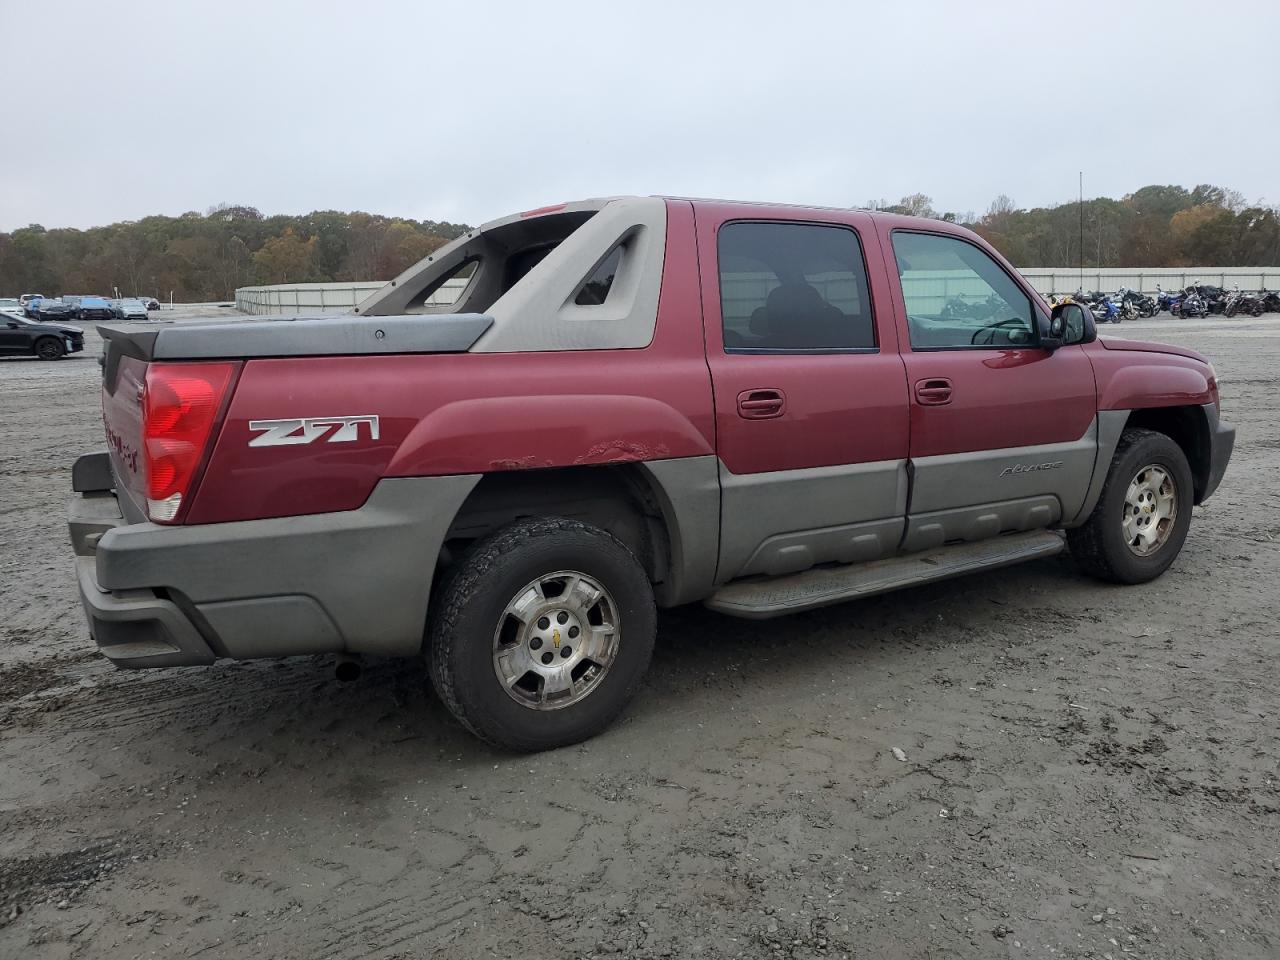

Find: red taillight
<box><xmin>142</xmin><ymin>362</ymin><xmax>237</xmax><ymax>523</ymax></box>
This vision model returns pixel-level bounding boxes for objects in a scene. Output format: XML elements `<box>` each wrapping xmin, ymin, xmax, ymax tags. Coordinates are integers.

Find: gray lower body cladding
<box><xmin>706</xmin><ymin>530</ymin><xmax>1066</xmax><ymax>618</ymax></box>
<box><xmin>69</xmin><ymin>457</ymin><xmax>479</xmax><ymax>667</ymax></box>
<box><xmin>1201</xmin><ymin>402</ymin><xmax>1235</xmax><ymax>503</ymax></box>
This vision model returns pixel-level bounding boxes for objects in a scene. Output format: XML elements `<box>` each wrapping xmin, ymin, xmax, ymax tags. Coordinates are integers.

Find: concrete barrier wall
<box><xmin>234</xmin><ymin>279</ymin><xmax>468</xmax><ymax>315</ymax></box>
<box><xmin>235</xmin><ymin>282</ymin><xmax>383</xmax><ymax>315</ymax></box>
<box><xmin>239</xmin><ymin>266</ymin><xmax>1280</xmax><ymax>317</ymax></box>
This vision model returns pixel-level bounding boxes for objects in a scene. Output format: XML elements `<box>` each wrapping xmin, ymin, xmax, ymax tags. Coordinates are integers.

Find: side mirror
<box><xmin>1046</xmin><ymin>302</ymin><xmax>1094</xmax><ymax>349</ymax></box>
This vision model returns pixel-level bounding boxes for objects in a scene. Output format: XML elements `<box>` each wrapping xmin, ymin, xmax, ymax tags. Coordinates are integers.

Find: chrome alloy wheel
<box><xmin>492</xmin><ymin>571</ymin><xmax>620</xmax><ymax>710</ymax></box>
<box><xmin>1123</xmin><ymin>464</ymin><xmax>1178</xmax><ymax>557</ymax></box>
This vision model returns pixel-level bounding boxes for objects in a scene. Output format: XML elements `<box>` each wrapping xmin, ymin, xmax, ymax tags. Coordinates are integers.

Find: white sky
<box><xmin>2</xmin><ymin>0</ymin><xmax>1276</xmax><ymax>231</ymax></box>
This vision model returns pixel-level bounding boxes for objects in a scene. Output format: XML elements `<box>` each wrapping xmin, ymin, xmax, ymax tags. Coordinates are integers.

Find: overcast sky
<box><xmin>2</xmin><ymin>0</ymin><xmax>1276</xmax><ymax>232</ymax></box>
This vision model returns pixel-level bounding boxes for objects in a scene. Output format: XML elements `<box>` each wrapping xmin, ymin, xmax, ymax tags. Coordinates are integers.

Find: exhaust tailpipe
<box><xmin>334</xmin><ymin>654</ymin><xmax>362</xmax><ymax>683</ymax></box>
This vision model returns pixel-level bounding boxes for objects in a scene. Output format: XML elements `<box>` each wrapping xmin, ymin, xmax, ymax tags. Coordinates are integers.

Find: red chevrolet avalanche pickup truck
<box><xmin>68</xmin><ymin>197</ymin><xmax>1234</xmax><ymax>750</ymax></box>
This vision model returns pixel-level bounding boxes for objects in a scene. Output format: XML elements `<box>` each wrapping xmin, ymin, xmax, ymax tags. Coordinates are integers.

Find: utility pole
<box><xmin>1078</xmin><ymin>172</ymin><xmax>1084</xmax><ymax>292</ymax></box>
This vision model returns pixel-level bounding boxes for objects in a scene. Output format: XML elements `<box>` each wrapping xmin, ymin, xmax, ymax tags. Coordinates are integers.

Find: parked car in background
<box><xmin>34</xmin><ymin>299</ymin><xmax>79</xmax><ymax>322</ymax></box>
<box><xmin>0</xmin><ymin>297</ymin><xmax>22</xmax><ymax>314</ymax></box>
<box><xmin>76</xmin><ymin>296</ymin><xmax>115</xmax><ymax>321</ymax></box>
<box><xmin>1</xmin><ymin>311</ymin><xmax>84</xmax><ymax>360</ymax></box>
<box><xmin>139</xmin><ymin>296</ymin><xmax>161</xmax><ymax>310</ymax></box>
<box><xmin>113</xmin><ymin>298</ymin><xmax>149</xmax><ymax>320</ymax></box>
<box><xmin>20</xmin><ymin>293</ymin><xmax>45</xmax><ymax>307</ymax></box>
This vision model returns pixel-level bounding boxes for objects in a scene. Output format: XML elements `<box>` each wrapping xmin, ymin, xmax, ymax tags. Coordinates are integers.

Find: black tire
<box><xmin>34</xmin><ymin>336</ymin><xmax>65</xmax><ymax>361</ymax></box>
<box><xmin>1067</xmin><ymin>428</ymin><xmax>1194</xmax><ymax>584</ymax></box>
<box><xmin>428</xmin><ymin>517</ymin><xmax>657</xmax><ymax>751</ymax></box>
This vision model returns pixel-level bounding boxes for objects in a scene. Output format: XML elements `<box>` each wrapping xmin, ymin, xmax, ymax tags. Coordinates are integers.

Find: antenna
<box><xmin>1078</xmin><ymin>171</ymin><xmax>1084</xmax><ymax>292</ymax></box>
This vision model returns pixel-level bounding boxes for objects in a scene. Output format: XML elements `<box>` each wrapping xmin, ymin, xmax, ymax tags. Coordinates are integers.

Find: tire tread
<box><xmin>1068</xmin><ymin>428</ymin><xmax>1189</xmax><ymax>583</ymax></box>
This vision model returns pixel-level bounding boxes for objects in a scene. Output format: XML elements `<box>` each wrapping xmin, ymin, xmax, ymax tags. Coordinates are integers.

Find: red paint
<box><xmin>1086</xmin><ymin>340</ymin><xmax>1217</xmax><ymax>411</ymax></box>
<box><xmin>1098</xmin><ymin>337</ymin><xmax>1208</xmax><ymax>363</ymax></box>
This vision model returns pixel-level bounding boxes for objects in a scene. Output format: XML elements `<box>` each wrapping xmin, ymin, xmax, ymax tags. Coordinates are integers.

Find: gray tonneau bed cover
<box><xmin>97</xmin><ymin>312</ymin><xmax>494</xmax><ymax>362</ymax></box>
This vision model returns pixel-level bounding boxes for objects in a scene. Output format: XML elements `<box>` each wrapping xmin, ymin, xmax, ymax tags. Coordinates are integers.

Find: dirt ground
<box><xmin>1</xmin><ymin>309</ymin><xmax>1277</xmax><ymax>960</ymax></box>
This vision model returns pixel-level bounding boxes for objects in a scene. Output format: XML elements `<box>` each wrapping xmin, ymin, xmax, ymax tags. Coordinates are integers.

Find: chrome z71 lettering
<box><xmin>247</xmin><ymin>415</ymin><xmax>380</xmax><ymax>447</ymax></box>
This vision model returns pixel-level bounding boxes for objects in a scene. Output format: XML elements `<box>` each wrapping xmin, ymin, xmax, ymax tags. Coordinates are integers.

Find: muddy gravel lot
<box><xmin>1</xmin><ymin>310</ymin><xmax>1277</xmax><ymax>959</ymax></box>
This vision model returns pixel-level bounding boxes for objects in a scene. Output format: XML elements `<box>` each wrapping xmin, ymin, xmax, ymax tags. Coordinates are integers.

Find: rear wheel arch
<box><xmin>1123</xmin><ymin>406</ymin><xmax>1211</xmax><ymax>503</ymax></box>
<box><xmin>439</xmin><ymin>464</ymin><xmax>674</xmax><ymax>591</ymax></box>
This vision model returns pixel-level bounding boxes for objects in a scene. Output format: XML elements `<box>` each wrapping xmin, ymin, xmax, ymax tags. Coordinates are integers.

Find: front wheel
<box><xmin>1067</xmin><ymin>429</ymin><xmax>1193</xmax><ymax>584</ymax></box>
<box><xmin>34</xmin><ymin>336</ymin><xmax>65</xmax><ymax>361</ymax></box>
<box><xmin>428</xmin><ymin>517</ymin><xmax>656</xmax><ymax>751</ymax></box>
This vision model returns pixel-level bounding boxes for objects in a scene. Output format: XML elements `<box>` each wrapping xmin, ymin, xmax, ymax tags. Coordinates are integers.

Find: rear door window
<box><xmin>717</xmin><ymin>221</ymin><xmax>876</xmax><ymax>352</ymax></box>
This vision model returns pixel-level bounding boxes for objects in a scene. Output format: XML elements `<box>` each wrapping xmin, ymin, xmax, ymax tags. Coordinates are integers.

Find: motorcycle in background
<box><xmin>1180</xmin><ymin>286</ymin><xmax>1209</xmax><ymax>318</ymax></box>
<box><xmin>1189</xmin><ymin>282</ymin><xmax>1228</xmax><ymax>315</ymax></box>
<box><xmin>1089</xmin><ymin>293</ymin><xmax>1122</xmax><ymax>323</ymax></box>
<box><xmin>1116</xmin><ymin>287</ymin><xmax>1156</xmax><ymax>319</ymax></box>
<box><xmin>1223</xmin><ymin>286</ymin><xmax>1264</xmax><ymax>318</ymax></box>
<box><xmin>1155</xmin><ymin>285</ymin><xmax>1183</xmax><ymax>315</ymax></box>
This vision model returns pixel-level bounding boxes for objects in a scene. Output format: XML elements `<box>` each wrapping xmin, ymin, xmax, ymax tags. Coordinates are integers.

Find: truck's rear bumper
<box><xmin>69</xmin><ymin>452</ymin><xmax>479</xmax><ymax>668</ymax></box>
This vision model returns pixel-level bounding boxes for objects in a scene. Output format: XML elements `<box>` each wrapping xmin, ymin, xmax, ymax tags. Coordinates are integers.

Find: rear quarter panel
<box><xmin>185</xmin><ymin>200</ymin><xmax>713</xmax><ymax>524</ymax></box>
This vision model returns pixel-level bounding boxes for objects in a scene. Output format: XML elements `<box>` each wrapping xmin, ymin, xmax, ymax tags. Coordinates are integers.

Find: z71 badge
<box><xmin>247</xmin><ymin>415</ymin><xmax>380</xmax><ymax>447</ymax></box>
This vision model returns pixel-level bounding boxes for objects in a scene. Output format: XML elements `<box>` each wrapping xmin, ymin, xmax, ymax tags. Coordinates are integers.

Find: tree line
<box><xmin>3</xmin><ymin>184</ymin><xmax>1277</xmax><ymax>301</ymax></box>
<box><xmin>0</xmin><ymin>205</ymin><xmax>470</xmax><ymax>301</ymax></box>
<box><xmin>868</xmin><ymin>184</ymin><xmax>1280</xmax><ymax>268</ymax></box>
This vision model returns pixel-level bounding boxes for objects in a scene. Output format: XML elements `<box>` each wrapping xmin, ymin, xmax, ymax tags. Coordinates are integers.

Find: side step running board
<box><xmin>705</xmin><ymin>531</ymin><xmax>1066</xmax><ymax>619</ymax></box>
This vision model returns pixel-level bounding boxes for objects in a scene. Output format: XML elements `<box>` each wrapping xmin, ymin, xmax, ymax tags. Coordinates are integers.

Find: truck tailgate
<box><xmin>101</xmin><ymin>351</ymin><xmax>149</xmax><ymax>521</ymax></box>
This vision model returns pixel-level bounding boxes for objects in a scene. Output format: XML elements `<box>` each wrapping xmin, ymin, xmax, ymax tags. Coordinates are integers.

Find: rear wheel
<box><xmin>1068</xmin><ymin>429</ymin><xmax>1193</xmax><ymax>584</ymax></box>
<box><xmin>34</xmin><ymin>336</ymin><xmax>65</xmax><ymax>361</ymax></box>
<box><xmin>428</xmin><ymin>517</ymin><xmax>656</xmax><ymax>751</ymax></box>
